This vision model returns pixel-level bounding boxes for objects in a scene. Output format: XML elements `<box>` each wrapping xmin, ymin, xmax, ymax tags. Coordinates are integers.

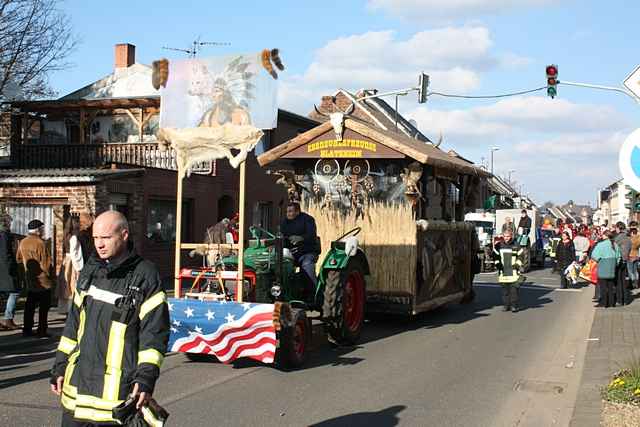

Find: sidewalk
<box><xmin>570</xmin><ymin>289</ymin><xmax>640</xmax><ymax>426</ymax></box>
<box><xmin>0</xmin><ymin>309</ymin><xmax>67</xmax><ymax>354</ymax></box>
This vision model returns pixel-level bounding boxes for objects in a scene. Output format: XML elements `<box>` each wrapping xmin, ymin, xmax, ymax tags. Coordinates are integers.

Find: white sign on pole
<box><xmin>623</xmin><ymin>65</ymin><xmax>640</xmax><ymax>100</ymax></box>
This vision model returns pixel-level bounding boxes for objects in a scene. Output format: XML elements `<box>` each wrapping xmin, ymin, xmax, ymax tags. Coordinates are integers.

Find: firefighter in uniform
<box><xmin>50</xmin><ymin>211</ymin><xmax>170</xmax><ymax>426</ymax></box>
<box><xmin>494</xmin><ymin>230</ymin><xmax>524</xmax><ymax>312</ymax></box>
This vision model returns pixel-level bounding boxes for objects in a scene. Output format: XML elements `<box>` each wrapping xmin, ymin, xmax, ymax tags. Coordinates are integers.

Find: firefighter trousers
<box><xmin>502</xmin><ymin>284</ymin><xmax>519</xmax><ymax>309</ymax></box>
<box><xmin>61</xmin><ymin>411</ymin><xmax>115</xmax><ymax>427</ymax></box>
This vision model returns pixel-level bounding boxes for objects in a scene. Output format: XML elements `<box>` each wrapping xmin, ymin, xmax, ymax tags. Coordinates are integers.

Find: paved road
<box><xmin>0</xmin><ymin>266</ymin><xmax>596</xmax><ymax>426</ymax></box>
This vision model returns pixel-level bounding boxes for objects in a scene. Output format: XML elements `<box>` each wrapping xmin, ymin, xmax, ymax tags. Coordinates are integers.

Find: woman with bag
<box><xmin>591</xmin><ymin>231</ymin><xmax>622</xmax><ymax>308</ymax></box>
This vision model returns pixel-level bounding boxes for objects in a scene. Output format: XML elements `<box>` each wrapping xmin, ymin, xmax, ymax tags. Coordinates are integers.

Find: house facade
<box><xmin>0</xmin><ymin>43</ymin><xmax>318</xmax><ymax>279</ymax></box>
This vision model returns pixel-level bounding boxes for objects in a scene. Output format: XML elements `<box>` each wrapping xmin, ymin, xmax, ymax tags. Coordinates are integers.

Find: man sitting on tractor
<box><xmin>280</xmin><ymin>202</ymin><xmax>321</xmax><ymax>291</ymax></box>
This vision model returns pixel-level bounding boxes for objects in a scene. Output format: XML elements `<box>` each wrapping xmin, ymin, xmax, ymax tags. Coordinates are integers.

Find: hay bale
<box><xmin>306</xmin><ymin>202</ymin><xmax>417</xmax><ymax>294</ymax></box>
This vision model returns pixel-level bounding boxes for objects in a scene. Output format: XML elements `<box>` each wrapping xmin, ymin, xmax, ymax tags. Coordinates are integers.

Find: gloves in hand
<box><xmin>288</xmin><ymin>235</ymin><xmax>304</xmax><ymax>245</ymax></box>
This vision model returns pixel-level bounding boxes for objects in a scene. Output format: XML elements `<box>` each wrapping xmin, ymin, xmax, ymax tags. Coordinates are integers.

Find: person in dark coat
<box><xmin>517</xmin><ymin>210</ymin><xmax>532</xmax><ymax>236</ymax></box>
<box><xmin>16</xmin><ymin>219</ymin><xmax>53</xmax><ymax>337</ymax></box>
<box><xmin>556</xmin><ymin>231</ymin><xmax>576</xmax><ymax>289</ymax></box>
<box><xmin>0</xmin><ymin>213</ymin><xmax>19</xmax><ymax>330</ymax></box>
<box><xmin>280</xmin><ymin>202</ymin><xmax>320</xmax><ymax>289</ymax></box>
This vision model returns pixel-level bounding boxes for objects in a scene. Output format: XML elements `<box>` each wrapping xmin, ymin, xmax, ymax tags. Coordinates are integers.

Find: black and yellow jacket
<box><xmin>51</xmin><ymin>247</ymin><xmax>169</xmax><ymax>424</ymax></box>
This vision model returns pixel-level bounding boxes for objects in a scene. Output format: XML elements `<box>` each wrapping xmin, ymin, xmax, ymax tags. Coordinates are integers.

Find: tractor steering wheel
<box><xmin>336</xmin><ymin>227</ymin><xmax>361</xmax><ymax>241</ymax></box>
<box><xmin>249</xmin><ymin>226</ymin><xmax>276</xmax><ymax>240</ymax></box>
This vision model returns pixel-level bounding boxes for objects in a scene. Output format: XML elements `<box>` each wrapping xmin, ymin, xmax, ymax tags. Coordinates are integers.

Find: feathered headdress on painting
<box><xmin>212</xmin><ymin>56</ymin><xmax>256</xmax><ymax>108</ymax></box>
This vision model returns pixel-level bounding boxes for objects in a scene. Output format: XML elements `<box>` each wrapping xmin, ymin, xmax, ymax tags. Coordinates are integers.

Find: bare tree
<box><xmin>0</xmin><ymin>0</ymin><xmax>77</xmax><ymax>102</ymax></box>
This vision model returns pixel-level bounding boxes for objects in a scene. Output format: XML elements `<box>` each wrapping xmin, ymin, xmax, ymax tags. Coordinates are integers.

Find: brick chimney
<box><xmin>114</xmin><ymin>43</ymin><xmax>135</xmax><ymax>69</ymax></box>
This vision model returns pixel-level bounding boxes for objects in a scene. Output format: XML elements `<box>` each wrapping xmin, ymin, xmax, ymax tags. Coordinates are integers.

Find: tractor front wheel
<box><xmin>276</xmin><ymin>308</ymin><xmax>310</xmax><ymax>370</ymax></box>
<box><xmin>323</xmin><ymin>260</ymin><xmax>366</xmax><ymax>345</ymax></box>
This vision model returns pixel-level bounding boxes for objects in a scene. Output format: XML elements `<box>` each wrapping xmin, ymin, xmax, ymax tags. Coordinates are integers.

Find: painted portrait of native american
<box><xmin>159</xmin><ymin>53</ymin><xmax>278</xmax><ymax>131</ymax></box>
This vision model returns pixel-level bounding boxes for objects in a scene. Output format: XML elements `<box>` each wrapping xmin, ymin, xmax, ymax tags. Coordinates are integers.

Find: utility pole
<box><xmin>490</xmin><ymin>146</ymin><xmax>500</xmax><ymax>175</ymax></box>
<box><xmin>508</xmin><ymin>169</ymin><xmax>516</xmax><ymax>185</ymax></box>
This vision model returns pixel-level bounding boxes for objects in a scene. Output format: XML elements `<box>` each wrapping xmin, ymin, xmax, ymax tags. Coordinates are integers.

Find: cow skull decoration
<box><xmin>314</xmin><ymin>102</ymin><xmax>355</xmax><ymax>142</ymax></box>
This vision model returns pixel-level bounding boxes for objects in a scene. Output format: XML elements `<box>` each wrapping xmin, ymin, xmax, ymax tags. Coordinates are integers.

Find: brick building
<box><xmin>0</xmin><ymin>43</ymin><xmax>317</xmax><ymax>279</ymax></box>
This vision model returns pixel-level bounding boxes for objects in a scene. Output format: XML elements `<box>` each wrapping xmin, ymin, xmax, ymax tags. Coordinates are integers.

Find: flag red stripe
<box><xmin>210</xmin><ymin>326</ymin><xmax>276</xmax><ymax>358</ymax></box>
<box><xmin>178</xmin><ymin>324</ymin><xmax>274</xmax><ymax>354</ymax></box>
<box><xmin>177</xmin><ymin>319</ymin><xmax>274</xmax><ymax>353</ymax></box>
<box><xmin>198</xmin><ymin>312</ymin><xmax>273</xmax><ymax>347</ymax></box>
<box><xmin>220</xmin><ymin>337</ymin><xmax>278</xmax><ymax>364</ymax></box>
<box><xmin>248</xmin><ymin>350</ymin><xmax>276</xmax><ymax>364</ymax></box>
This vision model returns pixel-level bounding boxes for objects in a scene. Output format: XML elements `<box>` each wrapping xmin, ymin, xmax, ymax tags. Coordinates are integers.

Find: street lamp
<box><xmin>508</xmin><ymin>169</ymin><xmax>516</xmax><ymax>185</ymax></box>
<box><xmin>489</xmin><ymin>146</ymin><xmax>500</xmax><ymax>175</ymax></box>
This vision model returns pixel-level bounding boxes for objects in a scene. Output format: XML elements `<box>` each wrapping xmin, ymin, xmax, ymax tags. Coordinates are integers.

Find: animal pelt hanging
<box><xmin>157</xmin><ymin>125</ymin><xmax>264</xmax><ymax>178</ymax></box>
<box><xmin>260</xmin><ymin>49</ymin><xmax>285</xmax><ymax>79</ymax></box>
<box><xmin>401</xmin><ymin>162</ymin><xmax>424</xmax><ymax>200</ymax></box>
<box><xmin>152</xmin><ymin>58</ymin><xmax>169</xmax><ymax>90</ymax></box>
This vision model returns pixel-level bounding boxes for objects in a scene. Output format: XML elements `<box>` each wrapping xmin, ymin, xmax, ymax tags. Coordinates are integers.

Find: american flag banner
<box><xmin>168</xmin><ymin>298</ymin><xmax>277</xmax><ymax>364</ymax></box>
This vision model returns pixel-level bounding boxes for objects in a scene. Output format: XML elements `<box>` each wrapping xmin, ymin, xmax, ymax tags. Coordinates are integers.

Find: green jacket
<box><xmin>591</xmin><ymin>240</ymin><xmax>622</xmax><ymax>279</ymax></box>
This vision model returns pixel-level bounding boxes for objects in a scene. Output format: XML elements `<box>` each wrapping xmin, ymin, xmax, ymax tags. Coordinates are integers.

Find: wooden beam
<box><xmin>79</xmin><ymin>109</ymin><xmax>86</xmax><ymax>144</ymax></box>
<box><xmin>256</xmin><ymin>121</ymin><xmax>333</xmax><ymax>166</ymax></box>
<box><xmin>124</xmin><ymin>108</ymin><xmax>141</xmax><ymax>128</ymax></box>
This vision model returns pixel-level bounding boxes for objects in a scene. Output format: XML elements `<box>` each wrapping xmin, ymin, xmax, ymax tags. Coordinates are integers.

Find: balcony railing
<box><xmin>11</xmin><ymin>142</ymin><xmax>178</xmax><ymax>170</ymax></box>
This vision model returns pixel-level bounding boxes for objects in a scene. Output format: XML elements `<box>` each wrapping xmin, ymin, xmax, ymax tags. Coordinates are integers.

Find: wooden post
<box><xmin>21</xmin><ymin>112</ymin><xmax>28</xmax><ymax>144</ymax></box>
<box><xmin>79</xmin><ymin>110</ymin><xmax>86</xmax><ymax>144</ymax></box>
<box><xmin>237</xmin><ymin>161</ymin><xmax>247</xmax><ymax>302</ymax></box>
<box><xmin>138</xmin><ymin>108</ymin><xmax>144</xmax><ymax>142</ymax></box>
<box><xmin>174</xmin><ymin>170</ymin><xmax>184</xmax><ymax>297</ymax></box>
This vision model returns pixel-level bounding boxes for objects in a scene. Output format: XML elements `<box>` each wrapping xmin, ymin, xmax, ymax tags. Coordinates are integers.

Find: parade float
<box><xmin>257</xmin><ymin>102</ymin><xmax>490</xmax><ymax>315</ymax></box>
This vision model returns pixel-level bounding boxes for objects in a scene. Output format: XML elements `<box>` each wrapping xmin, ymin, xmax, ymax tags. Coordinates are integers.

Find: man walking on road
<box><xmin>494</xmin><ymin>230</ymin><xmax>522</xmax><ymax>312</ymax></box>
<box><xmin>50</xmin><ymin>211</ymin><xmax>170</xmax><ymax>426</ymax></box>
<box><xmin>17</xmin><ymin>219</ymin><xmax>53</xmax><ymax>337</ymax></box>
<box><xmin>0</xmin><ymin>213</ymin><xmax>19</xmax><ymax>330</ymax></box>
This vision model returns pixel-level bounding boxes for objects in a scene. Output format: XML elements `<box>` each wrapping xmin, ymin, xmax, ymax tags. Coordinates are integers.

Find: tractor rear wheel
<box><xmin>323</xmin><ymin>259</ymin><xmax>366</xmax><ymax>345</ymax></box>
<box><xmin>276</xmin><ymin>308</ymin><xmax>310</xmax><ymax>370</ymax></box>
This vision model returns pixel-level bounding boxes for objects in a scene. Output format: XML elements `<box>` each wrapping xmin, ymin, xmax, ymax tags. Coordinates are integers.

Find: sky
<box><xmin>51</xmin><ymin>0</ymin><xmax>640</xmax><ymax>206</ymax></box>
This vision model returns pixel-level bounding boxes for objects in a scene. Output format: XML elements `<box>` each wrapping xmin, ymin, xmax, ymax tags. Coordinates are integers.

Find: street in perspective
<box><xmin>1</xmin><ymin>1</ymin><xmax>640</xmax><ymax>426</ymax></box>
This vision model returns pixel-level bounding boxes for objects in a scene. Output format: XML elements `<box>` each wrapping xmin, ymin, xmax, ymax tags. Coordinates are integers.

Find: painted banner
<box><xmin>159</xmin><ymin>53</ymin><xmax>278</xmax><ymax>130</ymax></box>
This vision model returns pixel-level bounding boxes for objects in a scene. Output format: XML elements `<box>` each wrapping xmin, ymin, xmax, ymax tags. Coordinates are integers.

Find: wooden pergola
<box><xmin>9</xmin><ymin>96</ymin><xmax>160</xmax><ymax>145</ymax></box>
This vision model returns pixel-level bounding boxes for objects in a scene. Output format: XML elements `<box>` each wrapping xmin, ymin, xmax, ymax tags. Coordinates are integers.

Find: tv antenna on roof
<box><xmin>162</xmin><ymin>36</ymin><xmax>231</xmax><ymax>58</ymax></box>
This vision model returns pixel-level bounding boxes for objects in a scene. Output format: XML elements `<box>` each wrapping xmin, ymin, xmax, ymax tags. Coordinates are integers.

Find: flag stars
<box><xmin>172</xmin><ymin>319</ymin><xmax>182</xmax><ymax>327</ymax></box>
<box><xmin>206</xmin><ymin>310</ymin><xmax>215</xmax><ymax>320</ymax></box>
<box><xmin>167</xmin><ymin>302</ymin><xmax>174</xmax><ymax>311</ymax></box>
<box><xmin>242</xmin><ymin>303</ymin><xmax>252</xmax><ymax>311</ymax></box>
<box><xmin>170</xmin><ymin>326</ymin><xmax>177</xmax><ymax>333</ymax></box>
<box><xmin>225</xmin><ymin>313</ymin><xmax>236</xmax><ymax>323</ymax></box>
<box><xmin>184</xmin><ymin>307</ymin><xmax>194</xmax><ymax>318</ymax></box>
<box><xmin>194</xmin><ymin>325</ymin><xmax>203</xmax><ymax>334</ymax></box>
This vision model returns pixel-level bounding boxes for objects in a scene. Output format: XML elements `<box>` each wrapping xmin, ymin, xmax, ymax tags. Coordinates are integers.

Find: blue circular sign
<box><xmin>619</xmin><ymin>128</ymin><xmax>640</xmax><ymax>191</ymax></box>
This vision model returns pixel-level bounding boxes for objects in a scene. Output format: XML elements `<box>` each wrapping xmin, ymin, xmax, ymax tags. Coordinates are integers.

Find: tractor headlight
<box><xmin>270</xmin><ymin>285</ymin><xmax>282</xmax><ymax>297</ymax></box>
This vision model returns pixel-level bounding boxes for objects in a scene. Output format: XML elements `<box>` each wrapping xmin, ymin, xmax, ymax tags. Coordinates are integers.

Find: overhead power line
<box><xmin>427</xmin><ymin>86</ymin><xmax>546</xmax><ymax>99</ymax></box>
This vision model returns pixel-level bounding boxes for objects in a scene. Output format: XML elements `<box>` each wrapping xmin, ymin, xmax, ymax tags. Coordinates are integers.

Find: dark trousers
<box><xmin>616</xmin><ymin>264</ymin><xmax>632</xmax><ymax>306</ymax></box>
<box><xmin>598</xmin><ymin>278</ymin><xmax>616</xmax><ymax>307</ymax></box>
<box><xmin>61</xmin><ymin>411</ymin><xmax>115</xmax><ymax>426</ymax></box>
<box><xmin>502</xmin><ymin>284</ymin><xmax>519</xmax><ymax>308</ymax></box>
<box><xmin>560</xmin><ymin>275</ymin><xmax>570</xmax><ymax>289</ymax></box>
<box><xmin>23</xmin><ymin>289</ymin><xmax>51</xmax><ymax>334</ymax></box>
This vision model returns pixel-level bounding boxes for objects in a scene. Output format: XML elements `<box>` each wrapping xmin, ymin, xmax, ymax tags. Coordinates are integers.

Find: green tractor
<box><xmin>176</xmin><ymin>226</ymin><xmax>369</xmax><ymax>369</ymax></box>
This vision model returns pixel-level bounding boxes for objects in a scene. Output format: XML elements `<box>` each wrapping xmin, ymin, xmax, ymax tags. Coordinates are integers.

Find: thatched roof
<box><xmin>257</xmin><ymin>117</ymin><xmax>489</xmax><ymax>177</ymax></box>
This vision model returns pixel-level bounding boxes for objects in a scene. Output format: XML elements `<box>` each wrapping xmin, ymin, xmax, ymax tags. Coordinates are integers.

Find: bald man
<box><xmin>50</xmin><ymin>211</ymin><xmax>170</xmax><ymax>426</ymax></box>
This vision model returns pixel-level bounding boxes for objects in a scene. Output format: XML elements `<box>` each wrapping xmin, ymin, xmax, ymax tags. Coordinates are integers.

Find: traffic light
<box><xmin>626</xmin><ymin>189</ymin><xmax>640</xmax><ymax>211</ymax></box>
<box><xmin>546</xmin><ymin>64</ymin><xmax>558</xmax><ymax>98</ymax></box>
<box><xmin>418</xmin><ymin>73</ymin><xmax>429</xmax><ymax>103</ymax></box>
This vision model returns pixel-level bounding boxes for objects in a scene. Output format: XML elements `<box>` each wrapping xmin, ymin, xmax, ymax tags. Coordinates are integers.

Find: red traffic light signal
<box><xmin>546</xmin><ymin>65</ymin><xmax>558</xmax><ymax>77</ymax></box>
<box><xmin>546</xmin><ymin>64</ymin><xmax>558</xmax><ymax>98</ymax></box>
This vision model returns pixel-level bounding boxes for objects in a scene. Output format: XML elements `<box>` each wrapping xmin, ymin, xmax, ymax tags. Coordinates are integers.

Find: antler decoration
<box><xmin>434</xmin><ymin>132</ymin><xmax>443</xmax><ymax>148</ymax></box>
